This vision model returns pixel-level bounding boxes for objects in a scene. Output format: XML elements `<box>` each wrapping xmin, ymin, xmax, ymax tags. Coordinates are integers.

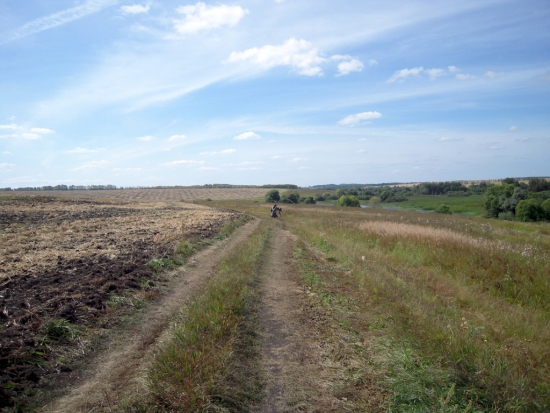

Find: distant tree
<box><xmin>368</xmin><ymin>196</ymin><xmax>381</xmax><ymax>207</ymax></box>
<box><xmin>302</xmin><ymin>196</ymin><xmax>315</xmax><ymax>204</ymax></box>
<box><xmin>484</xmin><ymin>183</ymin><xmax>515</xmax><ymax>218</ymax></box>
<box><xmin>314</xmin><ymin>194</ymin><xmax>325</xmax><ymax>202</ymax></box>
<box><xmin>265</xmin><ymin>189</ymin><xmax>280</xmax><ymax>203</ymax></box>
<box><xmin>528</xmin><ymin>178</ymin><xmax>550</xmax><ymax>193</ymax></box>
<box><xmin>516</xmin><ymin>199</ymin><xmax>543</xmax><ymax>222</ymax></box>
<box><xmin>337</xmin><ymin>195</ymin><xmax>360</xmax><ymax>207</ymax></box>
<box><xmin>541</xmin><ymin>199</ymin><xmax>550</xmax><ymax>220</ymax></box>
<box><xmin>286</xmin><ymin>191</ymin><xmax>300</xmax><ymax>204</ymax></box>
<box><xmin>322</xmin><ymin>192</ymin><xmax>332</xmax><ymax>200</ymax></box>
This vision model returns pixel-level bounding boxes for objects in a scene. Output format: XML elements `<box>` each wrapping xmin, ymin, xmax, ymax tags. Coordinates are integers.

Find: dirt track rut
<box><xmin>42</xmin><ymin>218</ymin><xmax>261</xmax><ymax>412</ymax></box>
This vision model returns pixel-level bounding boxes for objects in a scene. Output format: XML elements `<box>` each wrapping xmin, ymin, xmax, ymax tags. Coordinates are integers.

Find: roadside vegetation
<box><xmin>208</xmin><ymin>198</ymin><xmax>550</xmax><ymax>412</ymax></box>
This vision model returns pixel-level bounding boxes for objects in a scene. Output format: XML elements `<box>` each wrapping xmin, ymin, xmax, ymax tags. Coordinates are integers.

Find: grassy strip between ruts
<box><xmin>125</xmin><ymin>219</ymin><xmax>271</xmax><ymax>412</ymax></box>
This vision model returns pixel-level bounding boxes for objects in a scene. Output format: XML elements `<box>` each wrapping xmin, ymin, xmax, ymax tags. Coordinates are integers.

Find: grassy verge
<box><xmin>128</xmin><ymin>220</ymin><xmax>271</xmax><ymax>412</ymax></box>
<box><xmin>208</xmin><ymin>200</ymin><xmax>550</xmax><ymax>412</ymax></box>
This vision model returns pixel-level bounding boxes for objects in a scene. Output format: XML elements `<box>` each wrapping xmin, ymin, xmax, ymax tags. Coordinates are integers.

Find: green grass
<box><xmin>132</xmin><ymin>220</ymin><xmax>271</xmax><ymax>412</ymax></box>
<box><xmin>206</xmin><ymin>199</ymin><xmax>550</xmax><ymax>412</ymax></box>
<box><xmin>383</xmin><ymin>194</ymin><xmax>486</xmax><ymax>216</ymax></box>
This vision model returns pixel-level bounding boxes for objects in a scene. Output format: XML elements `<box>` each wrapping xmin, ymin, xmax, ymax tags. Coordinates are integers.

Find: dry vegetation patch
<box><xmin>0</xmin><ymin>196</ymin><xmax>245</xmax><ymax>409</ymax></box>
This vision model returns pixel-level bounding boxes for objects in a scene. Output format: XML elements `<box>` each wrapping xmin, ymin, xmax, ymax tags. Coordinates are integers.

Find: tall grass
<box><xmin>145</xmin><ymin>222</ymin><xmax>270</xmax><ymax>411</ymax></box>
<box><xmin>210</xmin><ymin>201</ymin><xmax>550</xmax><ymax>412</ymax></box>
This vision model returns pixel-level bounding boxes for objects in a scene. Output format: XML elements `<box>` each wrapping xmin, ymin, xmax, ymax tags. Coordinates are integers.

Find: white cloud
<box><xmin>174</xmin><ymin>2</ymin><xmax>248</xmax><ymax>34</ymax></box>
<box><xmin>2</xmin><ymin>151</ymin><xmax>12</xmax><ymax>154</ymax></box>
<box><xmin>456</xmin><ymin>73</ymin><xmax>477</xmax><ymax>80</ymax></box>
<box><xmin>121</xmin><ymin>4</ymin><xmax>150</xmax><ymax>14</ymax></box>
<box><xmin>516</xmin><ymin>137</ymin><xmax>544</xmax><ymax>142</ymax></box>
<box><xmin>448</xmin><ymin>66</ymin><xmax>460</xmax><ymax>73</ymax></box>
<box><xmin>199</xmin><ymin>166</ymin><xmax>220</xmax><ymax>171</ymax></box>
<box><xmin>369</xmin><ymin>59</ymin><xmax>379</xmax><ymax>66</ymax></box>
<box><xmin>387</xmin><ymin>67</ymin><xmax>424</xmax><ymax>83</ymax></box>
<box><xmin>220</xmin><ymin>148</ymin><xmax>236</xmax><ymax>153</ymax></box>
<box><xmin>21</xmin><ymin>133</ymin><xmax>40</xmax><ymax>140</ymax></box>
<box><xmin>485</xmin><ymin>71</ymin><xmax>505</xmax><ymax>79</ymax></box>
<box><xmin>338</xmin><ymin>111</ymin><xmax>382</xmax><ymax>126</ymax></box>
<box><xmin>290</xmin><ymin>157</ymin><xmax>307</xmax><ymax>162</ymax></box>
<box><xmin>228</xmin><ymin>38</ymin><xmax>327</xmax><ymax>76</ymax></box>
<box><xmin>166</xmin><ymin>134</ymin><xmax>187</xmax><ymax>142</ymax></box>
<box><xmin>0</xmin><ymin>123</ymin><xmax>21</xmax><ymax>130</ymax></box>
<box><xmin>2</xmin><ymin>0</ymin><xmax>117</xmax><ymax>44</ymax></box>
<box><xmin>425</xmin><ymin>68</ymin><xmax>446</xmax><ymax>80</ymax></box>
<box><xmin>30</xmin><ymin>127</ymin><xmax>55</xmax><ymax>134</ymax></box>
<box><xmin>337</xmin><ymin>59</ymin><xmax>364</xmax><ymax>76</ymax></box>
<box><xmin>236</xmin><ymin>167</ymin><xmax>262</xmax><ymax>170</ymax></box>
<box><xmin>0</xmin><ymin>134</ymin><xmax>18</xmax><ymax>139</ymax></box>
<box><xmin>69</xmin><ymin>160</ymin><xmax>110</xmax><ymax>171</ymax></box>
<box><xmin>162</xmin><ymin>160</ymin><xmax>205</xmax><ymax>166</ymax></box>
<box><xmin>0</xmin><ymin>163</ymin><xmax>16</xmax><ymax>171</ymax></box>
<box><xmin>272</xmin><ymin>155</ymin><xmax>283</xmax><ymax>159</ymax></box>
<box><xmin>65</xmin><ymin>147</ymin><xmax>105</xmax><ymax>153</ymax></box>
<box><xmin>137</xmin><ymin>135</ymin><xmax>154</xmax><ymax>141</ymax></box>
<box><xmin>234</xmin><ymin>131</ymin><xmax>261</xmax><ymax>140</ymax></box>
<box><xmin>113</xmin><ymin>167</ymin><xmax>142</xmax><ymax>171</ymax></box>
<box><xmin>509</xmin><ymin>126</ymin><xmax>518</xmax><ymax>131</ymax></box>
<box><xmin>438</xmin><ymin>137</ymin><xmax>463</xmax><ymax>142</ymax></box>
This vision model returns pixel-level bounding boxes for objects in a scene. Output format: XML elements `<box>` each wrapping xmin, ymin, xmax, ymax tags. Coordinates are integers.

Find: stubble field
<box><xmin>0</xmin><ymin>194</ymin><xmax>246</xmax><ymax>408</ymax></box>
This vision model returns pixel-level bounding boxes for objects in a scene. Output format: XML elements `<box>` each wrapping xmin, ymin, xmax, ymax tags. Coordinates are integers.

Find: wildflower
<box><xmin>362</xmin><ymin>256</ymin><xmax>365</xmax><ymax>261</ymax></box>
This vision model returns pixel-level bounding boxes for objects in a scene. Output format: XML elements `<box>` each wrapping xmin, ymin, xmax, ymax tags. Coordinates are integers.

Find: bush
<box><xmin>265</xmin><ymin>189</ymin><xmax>280</xmax><ymax>203</ymax></box>
<box><xmin>286</xmin><ymin>191</ymin><xmax>300</xmax><ymax>204</ymax></box>
<box><xmin>435</xmin><ymin>204</ymin><xmax>452</xmax><ymax>214</ymax></box>
<box><xmin>515</xmin><ymin>199</ymin><xmax>543</xmax><ymax>222</ymax></box>
<box><xmin>302</xmin><ymin>196</ymin><xmax>315</xmax><ymax>204</ymax></box>
<box><xmin>336</xmin><ymin>195</ymin><xmax>360</xmax><ymax>207</ymax></box>
<box><xmin>498</xmin><ymin>211</ymin><xmax>515</xmax><ymax>221</ymax></box>
<box><xmin>542</xmin><ymin>199</ymin><xmax>550</xmax><ymax>220</ymax></box>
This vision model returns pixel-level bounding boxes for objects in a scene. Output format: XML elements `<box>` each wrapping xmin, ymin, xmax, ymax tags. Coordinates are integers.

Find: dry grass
<box><xmin>206</xmin><ymin>200</ymin><xmax>550</xmax><ymax>412</ymax></box>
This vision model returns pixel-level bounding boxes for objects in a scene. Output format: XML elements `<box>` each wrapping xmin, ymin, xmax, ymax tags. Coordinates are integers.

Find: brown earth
<box><xmin>41</xmin><ymin>218</ymin><xmax>261</xmax><ymax>412</ymax></box>
<box><xmin>0</xmin><ymin>196</ymin><xmax>246</xmax><ymax>409</ymax></box>
<box><xmin>2</xmin><ymin>187</ymin><xmax>268</xmax><ymax>202</ymax></box>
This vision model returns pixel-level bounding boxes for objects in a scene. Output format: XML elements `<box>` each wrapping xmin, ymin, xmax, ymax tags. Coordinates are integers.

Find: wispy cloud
<box><xmin>387</xmin><ymin>67</ymin><xmax>424</xmax><ymax>83</ymax></box>
<box><xmin>338</xmin><ymin>111</ymin><xmax>382</xmax><ymax>126</ymax></box>
<box><xmin>30</xmin><ymin>127</ymin><xmax>55</xmax><ymax>134</ymax></box>
<box><xmin>0</xmin><ymin>123</ymin><xmax>22</xmax><ymax>130</ymax></box>
<box><xmin>121</xmin><ymin>4</ymin><xmax>150</xmax><ymax>14</ymax></box>
<box><xmin>438</xmin><ymin>137</ymin><xmax>464</xmax><ymax>142</ymax></box>
<box><xmin>199</xmin><ymin>166</ymin><xmax>220</xmax><ymax>171</ymax></box>
<box><xmin>174</xmin><ymin>2</ymin><xmax>248</xmax><ymax>34</ymax></box>
<box><xmin>137</xmin><ymin>135</ymin><xmax>154</xmax><ymax>141</ymax></box>
<box><xmin>234</xmin><ymin>132</ymin><xmax>261</xmax><ymax>140</ymax></box>
<box><xmin>65</xmin><ymin>147</ymin><xmax>106</xmax><ymax>153</ymax></box>
<box><xmin>166</xmin><ymin>134</ymin><xmax>187</xmax><ymax>142</ymax></box>
<box><xmin>69</xmin><ymin>160</ymin><xmax>110</xmax><ymax>171</ymax></box>
<box><xmin>162</xmin><ymin>160</ymin><xmax>205</xmax><ymax>166</ymax></box>
<box><xmin>0</xmin><ymin>163</ymin><xmax>16</xmax><ymax>171</ymax></box>
<box><xmin>2</xmin><ymin>0</ymin><xmax>117</xmax><ymax>44</ymax></box>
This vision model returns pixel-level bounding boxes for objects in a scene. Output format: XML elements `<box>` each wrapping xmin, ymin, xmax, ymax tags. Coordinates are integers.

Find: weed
<box><xmin>43</xmin><ymin>319</ymin><xmax>81</xmax><ymax>341</ymax></box>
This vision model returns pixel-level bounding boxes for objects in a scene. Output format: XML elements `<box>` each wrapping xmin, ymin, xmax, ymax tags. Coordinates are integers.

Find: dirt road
<box><xmin>41</xmin><ymin>218</ymin><xmax>261</xmax><ymax>412</ymax></box>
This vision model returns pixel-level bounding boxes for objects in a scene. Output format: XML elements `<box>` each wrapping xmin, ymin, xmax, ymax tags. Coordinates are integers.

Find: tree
<box><xmin>337</xmin><ymin>195</ymin><xmax>360</xmax><ymax>207</ymax></box>
<box><xmin>435</xmin><ymin>204</ymin><xmax>452</xmax><ymax>214</ymax></box>
<box><xmin>302</xmin><ymin>196</ymin><xmax>315</xmax><ymax>204</ymax></box>
<box><xmin>484</xmin><ymin>183</ymin><xmax>515</xmax><ymax>218</ymax></box>
<box><xmin>515</xmin><ymin>199</ymin><xmax>543</xmax><ymax>222</ymax></box>
<box><xmin>541</xmin><ymin>199</ymin><xmax>550</xmax><ymax>220</ymax></box>
<box><xmin>265</xmin><ymin>189</ymin><xmax>280</xmax><ymax>203</ymax></box>
<box><xmin>285</xmin><ymin>191</ymin><xmax>300</xmax><ymax>204</ymax></box>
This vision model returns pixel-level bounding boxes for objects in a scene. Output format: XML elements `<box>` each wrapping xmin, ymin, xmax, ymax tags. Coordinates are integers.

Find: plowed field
<box><xmin>0</xmin><ymin>196</ymin><xmax>246</xmax><ymax>408</ymax></box>
<box><xmin>3</xmin><ymin>187</ymin><xmax>267</xmax><ymax>202</ymax></box>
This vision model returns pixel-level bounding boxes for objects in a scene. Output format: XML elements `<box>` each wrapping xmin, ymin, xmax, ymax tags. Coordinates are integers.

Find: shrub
<box><xmin>542</xmin><ymin>199</ymin><xmax>550</xmax><ymax>220</ymax></box>
<box><xmin>286</xmin><ymin>191</ymin><xmax>300</xmax><ymax>204</ymax></box>
<box><xmin>302</xmin><ymin>196</ymin><xmax>315</xmax><ymax>204</ymax></box>
<box><xmin>336</xmin><ymin>195</ymin><xmax>360</xmax><ymax>207</ymax></box>
<box><xmin>515</xmin><ymin>199</ymin><xmax>543</xmax><ymax>222</ymax></box>
<box><xmin>265</xmin><ymin>189</ymin><xmax>280</xmax><ymax>203</ymax></box>
<box><xmin>368</xmin><ymin>196</ymin><xmax>381</xmax><ymax>207</ymax></box>
<box><xmin>435</xmin><ymin>204</ymin><xmax>452</xmax><ymax>214</ymax></box>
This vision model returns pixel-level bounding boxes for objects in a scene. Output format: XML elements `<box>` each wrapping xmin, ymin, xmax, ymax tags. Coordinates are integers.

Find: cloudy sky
<box><xmin>1</xmin><ymin>0</ymin><xmax>549</xmax><ymax>187</ymax></box>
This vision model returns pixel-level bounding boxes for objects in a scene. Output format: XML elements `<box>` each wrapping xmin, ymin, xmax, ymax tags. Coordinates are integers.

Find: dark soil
<box><xmin>0</xmin><ymin>197</ymin><xmax>243</xmax><ymax>409</ymax></box>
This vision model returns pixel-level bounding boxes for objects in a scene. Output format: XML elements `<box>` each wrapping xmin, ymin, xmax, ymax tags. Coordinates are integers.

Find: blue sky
<box><xmin>1</xmin><ymin>0</ymin><xmax>549</xmax><ymax>187</ymax></box>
